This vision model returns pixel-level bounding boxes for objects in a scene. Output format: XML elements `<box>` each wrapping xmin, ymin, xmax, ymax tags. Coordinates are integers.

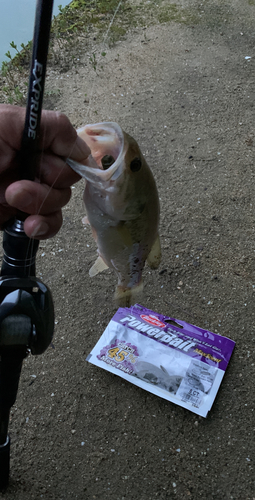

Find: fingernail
<box><xmin>31</xmin><ymin>222</ymin><xmax>49</xmax><ymax>238</ymax></box>
<box><xmin>75</xmin><ymin>136</ymin><xmax>91</xmax><ymax>158</ymax></box>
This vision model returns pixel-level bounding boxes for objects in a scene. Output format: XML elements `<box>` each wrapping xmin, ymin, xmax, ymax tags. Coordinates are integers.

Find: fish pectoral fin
<box><xmin>89</xmin><ymin>256</ymin><xmax>109</xmax><ymax>277</ymax></box>
<box><xmin>146</xmin><ymin>234</ymin><xmax>161</xmax><ymax>269</ymax></box>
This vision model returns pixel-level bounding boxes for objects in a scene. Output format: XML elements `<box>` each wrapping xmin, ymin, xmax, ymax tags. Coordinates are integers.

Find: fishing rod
<box><xmin>0</xmin><ymin>0</ymin><xmax>54</xmax><ymax>490</ymax></box>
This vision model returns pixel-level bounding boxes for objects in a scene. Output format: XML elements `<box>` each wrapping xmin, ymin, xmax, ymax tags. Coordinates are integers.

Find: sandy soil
<box><xmin>1</xmin><ymin>0</ymin><xmax>255</xmax><ymax>498</ymax></box>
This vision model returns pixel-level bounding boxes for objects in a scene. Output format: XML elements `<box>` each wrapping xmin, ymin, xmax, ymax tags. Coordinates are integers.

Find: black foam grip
<box><xmin>0</xmin><ymin>436</ymin><xmax>10</xmax><ymax>491</ymax></box>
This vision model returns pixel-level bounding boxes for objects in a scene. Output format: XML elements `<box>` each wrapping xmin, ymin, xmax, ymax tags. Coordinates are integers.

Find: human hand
<box><xmin>0</xmin><ymin>104</ymin><xmax>90</xmax><ymax>239</ymax></box>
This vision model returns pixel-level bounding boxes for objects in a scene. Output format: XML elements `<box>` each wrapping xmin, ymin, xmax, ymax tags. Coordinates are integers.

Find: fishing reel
<box><xmin>0</xmin><ymin>218</ymin><xmax>54</xmax><ymax>355</ymax></box>
<box><xmin>0</xmin><ymin>277</ymin><xmax>54</xmax><ymax>355</ymax></box>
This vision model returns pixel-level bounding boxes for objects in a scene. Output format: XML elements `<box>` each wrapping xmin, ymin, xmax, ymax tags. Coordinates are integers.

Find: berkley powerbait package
<box><xmin>87</xmin><ymin>304</ymin><xmax>235</xmax><ymax>417</ymax></box>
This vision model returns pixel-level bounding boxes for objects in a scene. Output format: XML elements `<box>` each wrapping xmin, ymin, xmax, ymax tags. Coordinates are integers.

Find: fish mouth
<box><xmin>66</xmin><ymin>122</ymin><xmax>125</xmax><ymax>184</ymax></box>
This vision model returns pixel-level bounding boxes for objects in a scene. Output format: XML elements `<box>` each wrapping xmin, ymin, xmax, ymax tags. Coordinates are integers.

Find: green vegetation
<box><xmin>0</xmin><ymin>40</ymin><xmax>31</xmax><ymax>104</ymax></box>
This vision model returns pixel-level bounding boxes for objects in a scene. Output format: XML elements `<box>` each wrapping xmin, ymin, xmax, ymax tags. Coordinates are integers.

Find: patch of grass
<box><xmin>109</xmin><ymin>25</ymin><xmax>127</xmax><ymax>42</ymax></box>
<box><xmin>115</xmin><ymin>0</ymin><xmax>199</xmax><ymax>32</ymax></box>
<box><xmin>52</xmin><ymin>0</ymin><xmax>125</xmax><ymax>35</ymax></box>
<box><xmin>156</xmin><ymin>2</ymin><xmax>198</xmax><ymax>25</ymax></box>
<box><xmin>0</xmin><ymin>50</ymin><xmax>28</xmax><ymax>105</ymax></box>
<box><xmin>45</xmin><ymin>88</ymin><xmax>61</xmax><ymax>97</ymax></box>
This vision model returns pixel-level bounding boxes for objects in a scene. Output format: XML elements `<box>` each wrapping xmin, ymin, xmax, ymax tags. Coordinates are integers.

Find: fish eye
<box><xmin>130</xmin><ymin>157</ymin><xmax>142</xmax><ymax>172</ymax></box>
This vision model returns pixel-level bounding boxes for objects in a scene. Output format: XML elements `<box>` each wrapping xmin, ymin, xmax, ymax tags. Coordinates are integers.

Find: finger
<box><xmin>5</xmin><ymin>180</ymin><xmax>71</xmax><ymax>215</ymax></box>
<box><xmin>23</xmin><ymin>211</ymin><xmax>63</xmax><ymax>239</ymax></box>
<box><xmin>39</xmin><ymin>111</ymin><xmax>90</xmax><ymax>161</ymax></box>
<box><xmin>36</xmin><ymin>152</ymin><xmax>82</xmax><ymax>189</ymax></box>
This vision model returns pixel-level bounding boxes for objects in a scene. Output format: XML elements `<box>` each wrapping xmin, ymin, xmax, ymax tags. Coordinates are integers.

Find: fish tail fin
<box><xmin>114</xmin><ymin>280</ymin><xmax>143</xmax><ymax>307</ymax></box>
<box><xmin>89</xmin><ymin>256</ymin><xmax>109</xmax><ymax>277</ymax></box>
<box><xmin>146</xmin><ymin>234</ymin><xmax>161</xmax><ymax>269</ymax></box>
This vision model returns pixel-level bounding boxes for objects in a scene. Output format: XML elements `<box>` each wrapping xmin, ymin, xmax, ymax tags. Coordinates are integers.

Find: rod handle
<box><xmin>0</xmin><ymin>436</ymin><xmax>10</xmax><ymax>491</ymax></box>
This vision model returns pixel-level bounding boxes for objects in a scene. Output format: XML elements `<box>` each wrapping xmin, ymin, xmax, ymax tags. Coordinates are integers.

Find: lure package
<box><xmin>87</xmin><ymin>304</ymin><xmax>235</xmax><ymax>417</ymax></box>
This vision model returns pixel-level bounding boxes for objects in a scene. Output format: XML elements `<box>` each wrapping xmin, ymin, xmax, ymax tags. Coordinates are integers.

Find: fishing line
<box><xmin>85</xmin><ymin>0</ymin><xmax>123</xmax><ymax>121</ymax></box>
<box><xmin>34</xmin><ymin>122</ymin><xmax>67</xmax><ymax>218</ymax></box>
<box><xmin>34</xmin><ymin>0</ymin><xmax>124</xmax><ymax>220</ymax></box>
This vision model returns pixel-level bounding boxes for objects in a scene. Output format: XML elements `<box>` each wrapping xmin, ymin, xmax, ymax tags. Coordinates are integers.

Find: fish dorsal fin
<box><xmin>89</xmin><ymin>256</ymin><xmax>109</xmax><ymax>277</ymax></box>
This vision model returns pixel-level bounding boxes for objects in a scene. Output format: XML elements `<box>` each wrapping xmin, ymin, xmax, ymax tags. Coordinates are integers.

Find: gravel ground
<box><xmin>1</xmin><ymin>0</ymin><xmax>255</xmax><ymax>498</ymax></box>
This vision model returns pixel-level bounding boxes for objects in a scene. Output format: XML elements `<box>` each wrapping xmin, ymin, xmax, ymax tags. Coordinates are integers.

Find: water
<box><xmin>0</xmin><ymin>0</ymin><xmax>70</xmax><ymax>65</ymax></box>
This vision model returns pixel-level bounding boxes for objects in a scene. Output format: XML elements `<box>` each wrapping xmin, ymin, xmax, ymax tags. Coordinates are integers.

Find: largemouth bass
<box><xmin>67</xmin><ymin>122</ymin><xmax>161</xmax><ymax>306</ymax></box>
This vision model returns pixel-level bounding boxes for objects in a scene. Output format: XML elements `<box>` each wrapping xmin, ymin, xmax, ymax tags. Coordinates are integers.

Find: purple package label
<box><xmin>113</xmin><ymin>304</ymin><xmax>235</xmax><ymax>371</ymax></box>
<box><xmin>87</xmin><ymin>304</ymin><xmax>235</xmax><ymax>417</ymax></box>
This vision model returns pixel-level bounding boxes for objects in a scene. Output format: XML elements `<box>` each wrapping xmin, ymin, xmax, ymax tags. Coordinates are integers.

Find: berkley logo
<box><xmin>140</xmin><ymin>314</ymin><xmax>166</xmax><ymax>328</ymax></box>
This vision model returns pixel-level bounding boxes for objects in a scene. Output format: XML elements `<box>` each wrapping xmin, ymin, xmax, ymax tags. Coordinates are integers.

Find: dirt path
<box><xmin>1</xmin><ymin>1</ymin><xmax>255</xmax><ymax>498</ymax></box>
